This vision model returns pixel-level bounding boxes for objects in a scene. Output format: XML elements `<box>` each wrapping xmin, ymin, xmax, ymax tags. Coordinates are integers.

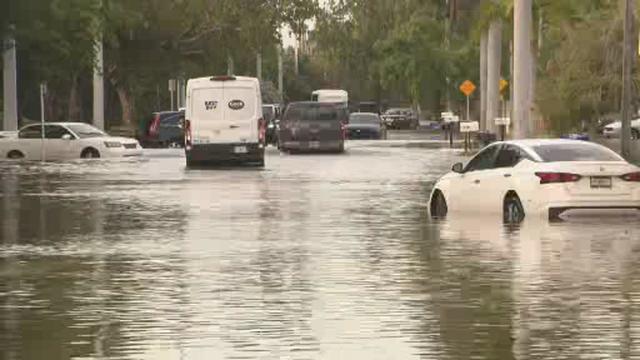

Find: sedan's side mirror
<box><xmin>452</xmin><ymin>162</ymin><xmax>464</xmax><ymax>173</ymax></box>
<box><xmin>61</xmin><ymin>134</ymin><xmax>73</xmax><ymax>140</ymax></box>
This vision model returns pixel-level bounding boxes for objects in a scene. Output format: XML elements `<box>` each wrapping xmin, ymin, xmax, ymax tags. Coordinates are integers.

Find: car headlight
<box><xmin>104</xmin><ymin>141</ymin><xmax>122</xmax><ymax>148</ymax></box>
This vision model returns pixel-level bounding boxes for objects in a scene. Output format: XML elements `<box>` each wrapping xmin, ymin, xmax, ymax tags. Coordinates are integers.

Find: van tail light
<box><xmin>341</xmin><ymin>122</ymin><xmax>347</xmax><ymax>140</ymax></box>
<box><xmin>535</xmin><ymin>172</ymin><xmax>582</xmax><ymax>184</ymax></box>
<box><xmin>258</xmin><ymin>118</ymin><xmax>266</xmax><ymax>144</ymax></box>
<box><xmin>149</xmin><ymin>114</ymin><xmax>161</xmax><ymax>137</ymax></box>
<box><xmin>184</xmin><ymin>120</ymin><xmax>192</xmax><ymax>150</ymax></box>
<box><xmin>620</xmin><ymin>172</ymin><xmax>640</xmax><ymax>182</ymax></box>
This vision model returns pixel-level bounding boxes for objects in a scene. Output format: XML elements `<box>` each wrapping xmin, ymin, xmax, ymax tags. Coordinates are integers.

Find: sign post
<box><xmin>168</xmin><ymin>79</ymin><xmax>177</xmax><ymax>111</ymax></box>
<box><xmin>442</xmin><ymin>112</ymin><xmax>459</xmax><ymax>148</ymax></box>
<box><xmin>459</xmin><ymin>80</ymin><xmax>477</xmax><ymax>122</ymax></box>
<box><xmin>495</xmin><ymin>117</ymin><xmax>511</xmax><ymax>141</ymax></box>
<box><xmin>40</xmin><ymin>83</ymin><xmax>47</xmax><ymax>162</ymax></box>
<box><xmin>460</xmin><ymin>121</ymin><xmax>479</xmax><ymax>153</ymax></box>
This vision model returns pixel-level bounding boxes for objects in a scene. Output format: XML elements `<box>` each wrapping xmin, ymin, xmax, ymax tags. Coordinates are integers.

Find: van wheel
<box><xmin>504</xmin><ymin>193</ymin><xmax>525</xmax><ymax>224</ymax></box>
<box><xmin>7</xmin><ymin>150</ymin><xmax>24</xmax><ymax>159</ymax></box>
<box><xmin>81</xmin><ymin>148</ymin><xmax>100</xmax><ymax>159</ymax></box>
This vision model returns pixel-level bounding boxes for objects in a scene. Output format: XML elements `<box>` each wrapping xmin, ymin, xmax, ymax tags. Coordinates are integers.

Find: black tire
<box><xmin>7</xmin><ymin>150</ymin><xmax>24</xmax><ymax>160</ymax></box>
<box><xmin>632</xmin><ymin>129</ymin><xmax>640</xmax><ymax>140</ymax></box>
<box><xmin>81</xmin><ymin>148</ymin><xmax>100</xmax><ymax>159</ymax></box>
<box><xmin>503</xmin><ymin>193</ymin><xmax>525</xmax><ymax>224</ymax></box>
<box><xmin>430</xmin><ymin>191</ymin><xmax>448</xmax><ymax>218</ymax></box>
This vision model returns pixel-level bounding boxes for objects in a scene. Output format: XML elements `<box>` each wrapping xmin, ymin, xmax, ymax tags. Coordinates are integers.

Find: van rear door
<box><xmin>224</xmin><ymin>82</ymin><xmax>258</xmax><ymax>143</ymax></box>
<box><xmin>190</xmin><ymin>85</ymin><xmax>226</xmax><ymax>144</ymax></box>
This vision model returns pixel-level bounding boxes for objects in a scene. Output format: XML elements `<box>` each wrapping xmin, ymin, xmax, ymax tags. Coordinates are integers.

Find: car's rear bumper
<box><xmin>186</xmin><ymin>143</ymin><xmax>264</xmax><ymax>166</ymax></box>
<box><xmin>280</xmin><ymin>140</ymin><xmax>344</xmax><ymax>152</ymax></box>
<box><xmin>347</xmin><ymin>129</ymin><xmax>381</xmax><ymax>139</ymax></box>
<box><xmin>104</xmin><ymin>147</ymin><xmax>144</xmax><ymax>158</ymax></box>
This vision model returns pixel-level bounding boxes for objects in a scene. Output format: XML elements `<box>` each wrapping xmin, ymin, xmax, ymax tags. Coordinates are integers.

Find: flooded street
<box><xmin>2</xmin><ymin>141</ymin><xmax>640</xmax><ymax>360</ymax></box>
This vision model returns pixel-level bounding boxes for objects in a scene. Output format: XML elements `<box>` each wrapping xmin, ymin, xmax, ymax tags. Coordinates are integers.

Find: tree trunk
<box><xmin>115</xmin><ymin>85</ymin><xmax>134</xmax><ymax>128</ymax></box>
<box><xmin>68</xmin><ymin>74</ymin><xmax>81</xmax><ymax>122</ymax></box>
<box><xmin>487</xmin><ymin>20</ymin><xmax>503</xmax><ymax>134</ymax></box>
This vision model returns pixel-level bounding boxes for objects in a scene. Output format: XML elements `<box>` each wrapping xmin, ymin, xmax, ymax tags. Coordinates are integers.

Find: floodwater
<box><xmin>1</xmin><ymin>141</ymin><xmax>640</xmax><ymax>360</ymax></box>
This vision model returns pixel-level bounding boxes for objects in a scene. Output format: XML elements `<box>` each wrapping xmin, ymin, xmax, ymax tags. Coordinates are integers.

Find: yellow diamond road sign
<box><xmin>459</xmin><ymin>80</ymin><xmax>476</xmax><ymax>97</ymax></box>
<box><xmin>500</xmin><ymin>78</ymin><xmax>509</xmax><ymax>93</ymax></box>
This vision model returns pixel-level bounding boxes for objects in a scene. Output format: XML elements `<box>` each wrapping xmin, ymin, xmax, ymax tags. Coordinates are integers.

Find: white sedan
<box><xmin>429</xmin><ymin>139</ymin><xmax>640</xmax><ymax>222</ymax></box>
<box><xmin>602</xmin><ymin>119</ymin><xmax>640</xmax><ymax>139</ymax></box>
<box><xmin>0</xmin><ymin>122</ymin><xmax>142</xmax><ymax>161</ymax></box>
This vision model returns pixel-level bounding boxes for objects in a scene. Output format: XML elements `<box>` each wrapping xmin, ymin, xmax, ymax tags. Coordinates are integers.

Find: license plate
<box><xmin>309</xmin><ymin>141</ymin><xmax>320</xmax><ymax>149</ymax></box>
<box><xmin>590</xmin><ymin>176</ymin><xmax>612</xmax><ymax>189</ymax></box>
<box><xmin>234</xmin><ymin>146</ymin><xmax>248</xmax><ymax>154</ymax></box>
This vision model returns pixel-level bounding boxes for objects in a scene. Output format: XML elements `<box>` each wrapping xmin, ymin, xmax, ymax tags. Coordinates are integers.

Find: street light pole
<box><xmin>622</xmin><ymin>0</ymin><xmax>635</xmax><ymax>159</ymax></box>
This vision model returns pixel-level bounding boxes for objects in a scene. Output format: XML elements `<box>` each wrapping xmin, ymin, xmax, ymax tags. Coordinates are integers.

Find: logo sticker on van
<box><xmin>204</xmin><ymin>101</ymin><xmax>218</xmax><ymax>110</ymax></box>
<box><xmin>228</xmin><ymin>100</ymin><xmax>245</xmax><ymax>110</ymax></box>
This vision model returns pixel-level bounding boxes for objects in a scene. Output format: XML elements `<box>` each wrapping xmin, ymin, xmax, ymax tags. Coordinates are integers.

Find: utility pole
<box><xmin>256</xmin><ymin>52</ymin><xmax>263</xmax><ymax>81</ymax></box>
<box><xmin>93</xmin><ymin>37</ymin><xmax>105</xmax><ymax>130</ymax></box>
<box><xmin>487</xmin><ymin>20</ymin><xmax>503</xmax><ymax>135</ymax></box>
<box><xmin>480</xmin><ymin>33</ymin><xmax>488</xmax><ymax>131</ymax></box>
<box><xmin>227</xmin><ymin>55</ymin><xmax>235</xmax><ymax>76</ymax></box>
<box><xmin>622</xmin><ymin>0</ymin><xmax>635</xmax><ymax>159</ymax></box>
<box><xmin>513</xmin><ymin>0</ymin><xmax>532</xmax><ymax>139</ymax></box>
<box><xmin>2</xmin><ymin>30</ymin><xmax>18</xmax><ymax>131</ymax></box>
<box><xmin>277</xmin><ymin>45</ymin><xmax>284</xmax><ymax>100</ymax></box>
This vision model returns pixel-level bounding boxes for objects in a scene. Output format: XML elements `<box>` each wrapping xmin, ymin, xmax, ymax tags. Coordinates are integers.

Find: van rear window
<box><xmin>285</xmin><ymin>106</ymin><xmax>341</xmax><ymax>122</ymax></box>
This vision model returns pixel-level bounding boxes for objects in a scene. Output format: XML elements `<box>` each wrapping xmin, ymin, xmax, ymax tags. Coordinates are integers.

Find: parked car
<box><xmin>184</xmin><ymin>75</ymin><xmax>265</xmax><ymax>167</ymax></box>
<box><xmin>263</xmin><ymin>104</ymin><xmax>280</xmax><ymax>146</ymax></box>
<box><xmin>602</xmin><ymin>119</ymin><xmax>640</xmax><ymax>139</ymax></box>
<box><xmin>278</xmin><ymin>101</ymin><xmax>346</xmax><ymax>153</ymax></box>
<box><xmin>138</xmin><ymin>110</ymin><xmax>184</xmax><ymax>148</ymax></box>
<box><xmin>1</xmin><ymin>122</ymin><xmax>142</xmax><ymax>161</ymax></box>
<box><xmin>346</xmin><ymin>112</ymin><xmax>386</xmax><ymax>140</ymax></box>
<box><xmin>382</xmin><ymin>108</ymin><xmax>418</xmax><ymax>130</ymax></box>
<box><xmin>429</xmin><ymin>139</ymin><xmax>640</xmax><ymax>222</ymax></box>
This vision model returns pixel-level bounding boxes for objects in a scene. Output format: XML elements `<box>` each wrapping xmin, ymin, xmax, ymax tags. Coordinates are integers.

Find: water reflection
<box><xmin>432</xmin><ymin>212</ymin><xmax>640</xmax><ymax>359</ymax></box>
<box><xmin>1</xmin><ymin>149</ymin><xmax>640</xmax><ymax>359</ymax></box>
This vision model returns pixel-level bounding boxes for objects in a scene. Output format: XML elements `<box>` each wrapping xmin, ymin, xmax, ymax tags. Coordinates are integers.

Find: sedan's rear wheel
<box><xmin>503</xmin><ymin>193</ymin><xmax>525</xmax><ymax>224</ymax></box>
<box><xmin>430</xmin><ymin>191</ymin><xmax>448</xmax><ymax>218</ymax></box>
<box><xmin>7</xmin><ymin>150</ymin><xmax>24</xmax><ymax>160</ymax></box>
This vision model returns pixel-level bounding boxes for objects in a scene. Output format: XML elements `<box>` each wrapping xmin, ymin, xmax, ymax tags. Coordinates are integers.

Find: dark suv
<box><xmin>138</xmin><ymin>110</ymin><xmax>184</xmax><ymax>148</ymax></box>
<box><xmin>278</xmin><ymin>102</ymin><xmax>347</xmax><ymax>153</ymax></box>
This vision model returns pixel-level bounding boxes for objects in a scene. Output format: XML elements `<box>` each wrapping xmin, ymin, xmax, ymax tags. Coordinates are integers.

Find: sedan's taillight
<box><xmin>621</xmin><ymin>172</ymin><xmax>640</xmax><ymax>182</ymax></box>
<box><xmin>184</xmin><ymin>120</ymin><xmax>192</xmax><ymax>150</ymax></box>
<box><xmin>149</xmin><ymin>114</ymin><xmax>161</xmax><ymax>137</ymax></box>
<box><xmin>535</xmin><ymin>172</ymin><xmax>582</xmax><ymax>184</ymax></box>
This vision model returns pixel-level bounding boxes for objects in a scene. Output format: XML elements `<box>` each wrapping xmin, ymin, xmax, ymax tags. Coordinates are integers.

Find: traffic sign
<box><xmin>459</xmin><ymin>80</ymin><xmax>476</xmax><ymax>97</ymax></box>
<box><xmin>500</xmin><ymin>78</ymin><xmax>509</xmax><ymax>94</ymax></box>
<box><xmin>460</xmin><ymin>121</ymin><xmax>479</xmax><ymax>133</ymax></box>
<box><xmin>495</xmin><ymin>117</ymin><xmax>511</xmax><ymax>126</ymax></box>
<box><xmin>443</xmin><ymin>115</ymin><xmax>460</xmax><ymax>124</ymax></box>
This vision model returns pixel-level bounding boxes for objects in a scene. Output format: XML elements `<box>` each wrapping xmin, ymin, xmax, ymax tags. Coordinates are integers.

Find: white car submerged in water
<box><xmin>0</xmin><ymin>122</ymin><xmax>142</xmax><ymax>161</ymax></box>
<box><xmin>430</xmin><ymin>139</ymin><xmax>640</xmax><ymax>222</ymax></box>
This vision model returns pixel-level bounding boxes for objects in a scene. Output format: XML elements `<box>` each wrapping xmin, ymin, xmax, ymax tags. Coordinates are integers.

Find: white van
<box><xmin>184</xmin><ymin>75</ymin><xmax>265</xmax><ymax>167</ymax></box>
<box><xmin>311</xmin><ymin>89</ymin><xmax>349</xmax><ymax>106</ymax></box>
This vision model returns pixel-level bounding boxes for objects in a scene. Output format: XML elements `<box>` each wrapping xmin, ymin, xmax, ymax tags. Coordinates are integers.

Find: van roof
<box><xmin>187</xmin><ymin>76</ymin><xmax>260</xmax><ymax>87</ymax></box>
<box><xmin>289</xmin><ymin>101</ymin><xmax>346</xmax><ymax>107</ymax></box>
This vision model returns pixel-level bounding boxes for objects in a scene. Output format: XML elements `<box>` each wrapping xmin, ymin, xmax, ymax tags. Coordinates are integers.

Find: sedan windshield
<box><xmin>533</xmin><ymin>143</ymin><xmax>624</xmax><ymax>162</ymax></box>
<box><xmin>349</xmin><ymin>114</ymin><xmax>379</xmax><ymax>125</ymax></box>
<box><xmin>66</xmin><ymin>124</ymin><xmax>107</xmax><ymax>138</ymax></box>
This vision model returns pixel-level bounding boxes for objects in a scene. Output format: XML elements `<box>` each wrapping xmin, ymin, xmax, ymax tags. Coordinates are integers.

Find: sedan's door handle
<box><xmin>474</xmin><ymin>179</ymin><xmax>481</xmax><ymax>184</ymax></box>
<box><xmin>504</xmin><ymin>174</ymin><xmax>512</xmax><ymax>178</ymax></box>
<box><xmin>229</xmin><ymin>125</ymin><xmax>239</xmax><ymax>129</ymax></box>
